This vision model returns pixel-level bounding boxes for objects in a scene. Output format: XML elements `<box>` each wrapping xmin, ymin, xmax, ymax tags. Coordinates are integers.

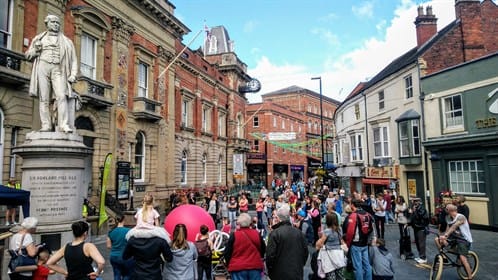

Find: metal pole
<box><xmin>312</xmin><ymin>77</ymin><xmax>325</xmax><ymax>166</ymax></box>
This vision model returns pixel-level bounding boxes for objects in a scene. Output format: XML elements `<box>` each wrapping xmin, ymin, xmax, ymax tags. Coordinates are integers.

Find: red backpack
<box><xmin>345</xmin><ymin>212</ymin><xmax>372</xmax><ymax>247</ymax></box>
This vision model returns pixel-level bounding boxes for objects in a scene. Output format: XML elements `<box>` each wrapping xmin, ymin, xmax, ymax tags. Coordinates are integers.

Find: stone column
<box><xmin>13</xmin><ymin>132</ymin><xmax>92</xmax><ymax>249</ymax></box>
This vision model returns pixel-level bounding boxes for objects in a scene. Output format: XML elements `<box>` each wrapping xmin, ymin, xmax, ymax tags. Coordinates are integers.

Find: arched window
<box><xmin>135</xmin><ymin>132</ymin><xmax>145</xmax><ymax>181</ymax></box>
<box><xmin>181</xmin><ymin>150</ymin><xmax>188</xmax><ymax>184</ymax></box>
<box><xmin>75</xmin><ymin>116</ymin><xmax>95</xmax><ymax>147</ymax></box>
<box><xmin>202</xmin><ymin>153</ymin><xmax>207</xmax><ymax>184</ymax></box>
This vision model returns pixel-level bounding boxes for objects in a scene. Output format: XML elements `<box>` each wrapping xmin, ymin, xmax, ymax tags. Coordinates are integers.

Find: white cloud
<box><xmin>243</xmin><ymin>20</ymin><xmax>259</xmax><ymax>33</ymax></box>
<box><xmin>311</xmin><ymin>28</ymin><xmax>339</xmax><ymax>46</ymax></box>
<box><xmin>248</xmin><ymin>0</ymin><xmax>455</xmax><ymax>103</ymax></box>
<box><xmin>352</xmin><ymin>1</ymin><xmax>374</xmax><ymax>18</ymax></box>
<box><xmin>247</xmin><ymin>56</ymin><xmax>317</xmax><ymax>103</ymax></box>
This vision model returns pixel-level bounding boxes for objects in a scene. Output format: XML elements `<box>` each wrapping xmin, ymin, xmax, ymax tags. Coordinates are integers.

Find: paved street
<box><xmin>86</xmin><ymin>217</ymin><xmax>498</xmax><ymax>280</ymax></box>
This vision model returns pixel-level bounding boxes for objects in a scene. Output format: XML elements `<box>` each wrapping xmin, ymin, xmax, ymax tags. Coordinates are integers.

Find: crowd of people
<box><xmin>7</xmin><ymin>182</ymin><xmax>474</xmax><ymax>280</ymax></box>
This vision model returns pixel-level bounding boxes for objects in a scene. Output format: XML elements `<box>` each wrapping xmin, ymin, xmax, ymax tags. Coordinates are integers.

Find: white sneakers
<box><xmin>415</xmin><ymin>257</ymin><xmax>427</xmax><ymax>264</ymax></box>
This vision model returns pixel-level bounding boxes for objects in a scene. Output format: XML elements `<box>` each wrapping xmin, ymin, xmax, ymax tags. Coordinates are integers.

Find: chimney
<box><xmin>414</xmin><ymin>5</ymin><xmax>438</xmax><ymax>47</ymax></box>
<box><xmin>455</xmin><ymin>0</ymin><xmax>485</xmax><ymax>61</ymax></box>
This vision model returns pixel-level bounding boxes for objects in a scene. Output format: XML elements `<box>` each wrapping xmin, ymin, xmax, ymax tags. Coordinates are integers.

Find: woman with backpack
<box><xmin>195</xmin><ymin>225</ymin><xmax>213</xmax><ymax>280</ymax></box>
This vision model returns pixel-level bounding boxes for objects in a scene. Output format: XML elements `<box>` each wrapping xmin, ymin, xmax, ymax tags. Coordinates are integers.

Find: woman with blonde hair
<box><xmin>135</xmin><ymin>193</ymin><xmax>160</xmax><ymax>228</ymax></box>
<box><xmin>163</xmin><ymin>224</ymin><xmax>198</xmax><ymax>280</ymax></box>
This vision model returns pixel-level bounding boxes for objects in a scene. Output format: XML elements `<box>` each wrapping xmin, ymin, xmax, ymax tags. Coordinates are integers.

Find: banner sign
<box><xmin>233</xmin><ymin>154</ymin><xmax>244</xmax><ymax>175</ymax></box>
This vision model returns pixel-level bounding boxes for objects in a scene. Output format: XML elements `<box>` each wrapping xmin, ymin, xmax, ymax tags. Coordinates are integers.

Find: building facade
<box><xmin>250</xmin><ymin>86</ymin><xmax>340</xmax><ymax>187</ymax></box>
<box><xmin>422</xmin><ymin>53</ymin><xmax>498</xmax><ymax>228</ymax></box>
<box><xmin>246</xmin><ymin>101</ymin><xmax>307</xmax><ymax>188</ymax></box>
<box><xmin>0</xmin><ymin>0</ymin><xmax>253</xmax><ymax>211</ymax></box>
<box><xmin>333</xmin><ymin>0</ymin><xmax>498</xmax><ymax>218</ymax></box>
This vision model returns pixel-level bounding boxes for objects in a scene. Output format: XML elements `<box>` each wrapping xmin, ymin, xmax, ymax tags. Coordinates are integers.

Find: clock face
<box><xmin>247</xmin><ymin>79</ymin><xmax>261</xmax><ymax>92</ymax></box>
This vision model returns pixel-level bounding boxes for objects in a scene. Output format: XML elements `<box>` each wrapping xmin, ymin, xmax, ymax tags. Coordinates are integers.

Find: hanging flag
<box><xmin>204</xmin><ymin>22</ymin><xmax>211</xmax><ymax>39</ymax></box>
<box><xmin>99</xmin><ymin>153</ymin><xmax>112</xmax><ymax>227</ymax></box>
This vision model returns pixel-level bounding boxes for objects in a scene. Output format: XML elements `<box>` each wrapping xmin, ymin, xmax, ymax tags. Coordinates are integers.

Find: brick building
<box><xmin>246</xmin><ymin>86</ymin><xmax>340</xmax><ymax>187</ymax></box>
<box><xmin>0</xmin><ymin>0</ymin><xmax>253</xmax><ymax>212</ymax></box>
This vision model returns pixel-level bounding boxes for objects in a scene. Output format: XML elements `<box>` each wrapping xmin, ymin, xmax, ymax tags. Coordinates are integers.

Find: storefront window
<box><xmin>448</xmin><ymin>160</ymin><xmax>484</xmax><ymax>194</ymax></box>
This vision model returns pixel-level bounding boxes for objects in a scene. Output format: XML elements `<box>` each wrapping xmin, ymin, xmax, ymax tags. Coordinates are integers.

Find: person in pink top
<box><xmin>255</xmin><ymin>198</ymin><xmax>265</xmax><ymax>231</ymax></box>
<box><xmin>135</xmin><ymin>193</ymin><xmax>160</xmax><ymax>228</ymax></box>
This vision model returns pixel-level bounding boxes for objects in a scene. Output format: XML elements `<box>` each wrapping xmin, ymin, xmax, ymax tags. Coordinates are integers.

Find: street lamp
<box><xmin>311</xmin><ymin>76</ymin><xmax>325</xmax><ymax>167</ymax></box>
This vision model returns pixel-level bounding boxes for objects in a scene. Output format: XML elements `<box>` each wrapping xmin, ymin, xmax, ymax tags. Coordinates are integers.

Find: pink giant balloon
<box><xmin>164</xmin><ymin>204</ymin><xmax>215</xmax><ymax>242</ymax></box>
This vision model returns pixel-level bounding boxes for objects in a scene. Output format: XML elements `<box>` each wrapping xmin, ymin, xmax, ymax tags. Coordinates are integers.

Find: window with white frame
<box><xmin>253</xmin><ymin>116</ymin><xmax>259</xmax><ymax>127</ymax></box>
<box><xmin>373</xmin><ymin>126</ymin><xmax>389</xmax><ymax>158</ymax></box>
<box><xmin>80</xmin><ymin>33</ymin><xmax>97</xmax><ymax>79</ymax></box>
<box><xmin>180</xmin><ymin>150</ymin><xmax>187</xmax><ymax>184</ymax></box>
<box><xmin>350</xmin><ymin>134</ymin><xmax>363</xmax><ymax>161</ymax></box>
<box><xmin>314</xmin><ymin>122</ymin><xmax>318</xmax><ymax>133</ymax></box>
<box><xmin>0</xmin><ymin>0</ymin><xmax>12</xmax><ymax>48</ymax></box>
<box><xmin>398</xmin><ymin>119</ymin><xmax>420</xmax><ymax>157</ymax></box>
<box><xmin>308</xmin><ymin>121</ymin><xmax>312</xmax><ymax>131</ymax></box>
<box><xmin>137</xmin><ymin>61</ymin><xmax>148</xmax><ymax>97</ymax></box>
<box><xmin>307</xmin><ymin>104</ymin><xmax>312</xmax><ymax>112</ymax></box>
<box><xmin>202</xmin><ymin>153</ymin><xmax>207</xmax><ymax>184</ymax></box>
<box><xmin>378</xmin><ymin>91</ymin><xmax>385</xmax><ymax>110</ymax></box>
<box><xmin>202</xmin><ymin>105</ymin><xmax>212</xmax><ymax>133</ymax></box>
<box><xmin>448</xmin><ymin>160</ymin><xmax>484</xmax><ymax>194</ymax></box>
<box><xmin>291</xmin><ymin>122</ymin><xmax>294</xmax><ymax>132</ymax></box>
<box><xmin>354</xmin><ymin>104</ymin><xmax>360</xmax><ymax>120</ymax></box>
<box><xmin>443</xmin><ymin>95</ymin><xmax>463</xmax><ymax>129</ymax></box>
<box><xmin>273</xmin><ymin>116</ymin><xmax>277</xmax><ymax>127</ymax></box>
<box><xmin>134</xmin><ymin>132</ymin><xmax>146</xmax><ymax>181</ymax></box>
<box><xmin>405</xmin><ymin>75</ymin><xmax>413</xmax><ymax>99</ymax></box>
<box><xmin>281</xmin><ymin>119</ymin><xmax>285</xmax><ymax>129</ymax></box>
<box><xmin>181</xmin><ymin>92</ymin><xmax>194</xmax><ymax>128</ymax></box>
<box><xmin>218</xmin><ymin>111</ymin><xmax>226</xmax><ymax>137</ymax></box>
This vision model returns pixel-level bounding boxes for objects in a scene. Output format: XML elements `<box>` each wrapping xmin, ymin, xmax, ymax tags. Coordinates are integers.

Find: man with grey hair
<box><xmin>26</xmin><ymin>14</ymin><xmax>78</xmax><ymax>133</ymax></box>
<box><xmin>266</xmin><ymin>205</ymin><xmax>308</xmax><ymax>280</ymax></box>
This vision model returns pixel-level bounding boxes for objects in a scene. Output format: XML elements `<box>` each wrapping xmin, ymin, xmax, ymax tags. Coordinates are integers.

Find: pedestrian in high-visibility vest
<box><xmin>5</xmin><ymin>178</ymin><xmax>19</xmax><ymax>226</ymax></box>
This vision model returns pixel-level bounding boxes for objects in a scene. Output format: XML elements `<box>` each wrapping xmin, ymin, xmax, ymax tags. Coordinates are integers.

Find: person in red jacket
<box><xmin>224</xmin><ymin>213</ymin><xmax>266</xmax><ymax>279</ymax></box>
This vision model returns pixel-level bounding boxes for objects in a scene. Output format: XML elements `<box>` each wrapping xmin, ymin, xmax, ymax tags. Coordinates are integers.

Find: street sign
<box><xmin>268</xmin><ymin>132</ymin><xmax>296</xmax><ymax>141</ymax></box>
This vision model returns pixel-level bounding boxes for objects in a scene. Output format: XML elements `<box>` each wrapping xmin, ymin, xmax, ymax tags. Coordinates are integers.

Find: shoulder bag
<box><xmin>8</xmin><ymin>234</ymin><xmax>37</xmax><ymax>272</ymax></box>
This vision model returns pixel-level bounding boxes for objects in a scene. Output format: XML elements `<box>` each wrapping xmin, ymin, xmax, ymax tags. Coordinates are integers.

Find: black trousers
<box><xmin>374</xmin><ymin>215</ymin><xmax>386</xmax><ymax>239</ymax></box>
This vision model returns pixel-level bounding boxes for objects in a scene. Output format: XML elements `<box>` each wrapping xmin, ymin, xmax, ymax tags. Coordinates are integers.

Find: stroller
<box><xmin>211</xmin><ymin>230</ymin><xmax>231</xmax><ymax>279</ymax></box>
<box><xmin>399</xmin><ymin>224</ymin><xmax>414</xmax><ymax>260</ymax></box>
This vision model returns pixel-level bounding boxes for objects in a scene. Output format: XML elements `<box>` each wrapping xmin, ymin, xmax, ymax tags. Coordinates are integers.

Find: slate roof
<box><xmin>339</xmin><ymin>19</ymin><xmax>459</xmax><ymax>108</ymax></box>
<box><xmin>204</xmin><ymin>26</ymin><xmax>232</xmax><ymax>55</ymax></box>
<box><xmin>263</xmin><ymin>85</ymin><xmax>341</xmax><ymax>105</ymax></box>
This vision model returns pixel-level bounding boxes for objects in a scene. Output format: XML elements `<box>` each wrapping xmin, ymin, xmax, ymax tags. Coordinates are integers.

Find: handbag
<box><xmin>8</xmin><ymin>234</ymin><xmax>37</xmax><ymax>272</ymax></box>
<box><xmin>318</xmin><ymin>231</ymin><xmax>347</xmax><ymax>274</ymax></box>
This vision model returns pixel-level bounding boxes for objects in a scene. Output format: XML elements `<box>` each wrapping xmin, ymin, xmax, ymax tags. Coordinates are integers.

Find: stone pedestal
<box><xmin>13</xmin><ymin>132</ymin><xmax>92</xmax><ymax>249</ymax></box>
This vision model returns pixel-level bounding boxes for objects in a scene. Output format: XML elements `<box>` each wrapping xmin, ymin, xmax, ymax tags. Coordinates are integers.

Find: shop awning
<box><xmin>0</xmin><ymin>185</ymin><xmax>30</xmax><ymax>217</ymax></box>
<box><xmin>362</xmin><ymin>178</ymin><xmax>390</xmax><ymax>185</ymax></box>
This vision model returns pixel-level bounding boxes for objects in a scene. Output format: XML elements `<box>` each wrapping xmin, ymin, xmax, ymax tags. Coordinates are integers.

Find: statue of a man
<box><xmin>26</xmin><ymin>15</ymin><xmax>77</xmax><ymax>133</ymax></box>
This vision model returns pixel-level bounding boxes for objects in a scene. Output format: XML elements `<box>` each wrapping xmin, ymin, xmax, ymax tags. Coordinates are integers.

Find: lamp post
<box><xmin>311</xmin><ymin>76</ymin><xmax>325</xmax><ymax>167</ymax></box>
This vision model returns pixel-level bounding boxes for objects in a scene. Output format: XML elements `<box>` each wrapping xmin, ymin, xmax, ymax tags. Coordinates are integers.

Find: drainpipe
<box><xmin>363</xmin><ymin>92</ymin><xmax>369</xmax><ymax>166</ymax></box>
<box><xmin>417</xmin><ymin>61</ymin><xmax>432</xmax><ymax>217</ymax></box>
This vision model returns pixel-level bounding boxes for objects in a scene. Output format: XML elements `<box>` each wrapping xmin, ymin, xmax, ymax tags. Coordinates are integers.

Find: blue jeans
<box><xmin>110</xmin><ymin>255</ymin><xmax>134</xmax><ymax>280</ymax></box>
<box><xmin>350</xmin><ymin>245</ymin><xmax>372</xmax><ymax>280</ymax></box>
<box><xmin>229</xmin><ymin>211</ymin><xmax>237</xmax><ymax>228</ymax></box>
<box><xmin>230</xmin><ymin>269</ymin><xmax>263</xmax><ymax>280</ymax></box>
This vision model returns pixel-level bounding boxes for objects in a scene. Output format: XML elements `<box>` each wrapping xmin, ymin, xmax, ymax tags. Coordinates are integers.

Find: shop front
<box><xmin>336</xmin><ymin>165</ymin><xmax>363</xmax><ymax>194</ymax></box>
<box><xmin>273</xmin><ymin>164</ymin><xmax>289</xmax><ymax>181</ymax></box>
<box><xmin>290</xmin><ymin>165</ymin><xmax>304</xmax><ymax>183</ymax></box>
<box><xmin>247</xmin><ymin>164</ymin><xmax>266</xmax><ymax>187</ymax></box>
<box><xmin>363</xmin><ymin>166</ymin><xmax>399</xmax><ymax>195</ymax></box>
<box><xmin>307</xmin><ymin>157</ymin><xmax>321</xmax><ymax>178</ymax></box>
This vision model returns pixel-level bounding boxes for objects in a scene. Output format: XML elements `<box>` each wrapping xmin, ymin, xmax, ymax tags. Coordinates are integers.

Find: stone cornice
<box><xmin>111</xmin><ymin>16</ymin><xmax>135</xmax><ymax>44</ymax></box>
<box><xmin>126</xmin><ymin>0</ymin><xmax>190</xmax><ymax>39</ymax></box>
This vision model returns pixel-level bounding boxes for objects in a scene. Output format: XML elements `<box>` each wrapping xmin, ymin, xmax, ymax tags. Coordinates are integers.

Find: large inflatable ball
<box><xmin>164</xmin><ymin>204</ymin><xmax>215</xmax><ymax>242</ymax></box>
